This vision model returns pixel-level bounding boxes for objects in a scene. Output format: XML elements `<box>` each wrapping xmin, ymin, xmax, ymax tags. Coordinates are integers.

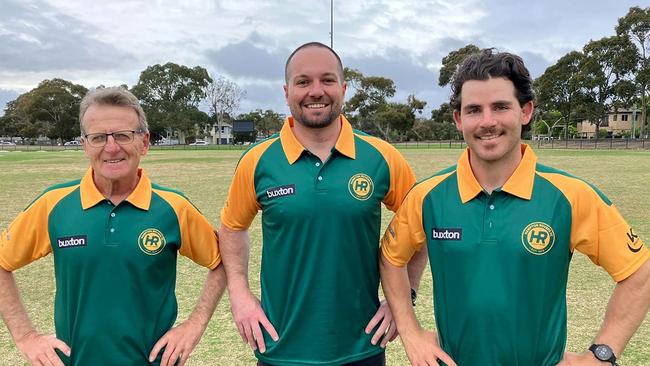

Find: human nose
<box><xmin>478</xmin><ymin>109</ymin><xmax>497</xmax><ymax>128</ymax></box>
<box><xmin>103</xmin><ymin>135</ymin><xmax>121</xmax><ymax>151</ymax></box>
<box><xmin>308</xmin><ymin>81</ymin><xmax>325</xmax><ymax>97</ymax></box>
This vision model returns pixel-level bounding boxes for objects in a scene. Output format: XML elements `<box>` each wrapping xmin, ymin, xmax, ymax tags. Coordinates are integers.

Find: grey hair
<box><xmin>79</xmin><ymin>87</ymin><xmax>148</xmax><ymax>135</ymax></box>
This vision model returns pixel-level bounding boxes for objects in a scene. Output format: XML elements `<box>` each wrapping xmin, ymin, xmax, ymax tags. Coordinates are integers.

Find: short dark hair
<box><xmin>449</xmin><ymin>48</ymin><xmax>534</xmax><ymax>112</ymax></box>
<box><xmin>284</xmin><ymin>42</ymin><xmax>344</xmax><ymax>84</ymax></box>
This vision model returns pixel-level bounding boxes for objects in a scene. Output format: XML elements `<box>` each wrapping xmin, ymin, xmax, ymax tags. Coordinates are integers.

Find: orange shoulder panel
<box><xmin>220</xmin><ymin>138</ymin><xmax>278</xmax><ymax>230</ymax></box>
<box><xmin>355</xmin><ymin>134</ymin><xmax>416</xmax><ymax>212</ymax></box>
<box><xmin>538</xmin><ymin>172</ymin><xmax>649</xmax><ymax>282</ymax></box>
<box><xmin>0</xmin><ymin>185</ymin><xmax>78</xmax><ymax>271</ymax></box>
<box><xmin>154</xmin><ymin>189</ymin><xmax>221</xmax><ymax>269</ymax></box>
<box><xmin>381</xmin><ymin>172</ymin><xmax>453</xmax><ymax>267</ymax></box>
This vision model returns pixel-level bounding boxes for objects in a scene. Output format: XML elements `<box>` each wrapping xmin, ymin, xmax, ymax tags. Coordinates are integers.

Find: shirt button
<box><xmin>315</xmin><ymin>162</ymin><xmax>321</xmax><ymax>167</ymax></box>
<box><xmin>489</xmin><ymin>204</ymin><xmax>495</xmax><ymax>210</ymax></box>
<box><xmin>110</xmin><ymin>228</ymin><xmax>115</xmax><ymax>233</ymax></box>
<box><xmin>110</xmin><ymin>213</ymin><xmax>116</xmax><ymax>217</ymax></box>
<box><xmin>318</xmin><ymin>176</ymin><xmax>323</xmax><ymax>181</ymax></box>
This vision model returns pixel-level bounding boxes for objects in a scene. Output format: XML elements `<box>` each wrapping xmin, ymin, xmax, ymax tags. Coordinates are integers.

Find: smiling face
<box><xmin>453</xmin><ymin>77</ymin><xmax>533</xmax><ymax>168</ymax></box>
<box><xmin>82</xmin><ymin>104</ymin><xmax>149</xmax><ymax>188</ymax></box>
<box><xmin>284</xmin><ymin>46</ymin><xmax>347</xmax><ymax>129</ymax></box>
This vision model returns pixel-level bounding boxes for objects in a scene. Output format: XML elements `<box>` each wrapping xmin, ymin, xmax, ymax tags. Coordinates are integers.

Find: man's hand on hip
<box><xmin>365</xmin><ymin>300</ymin><xmax>398</xmax><ymax>348</ymax></box>
<box><xmin>229</xmin><ymin>287</ymin><xmax>278</xmax><ymax>353</ymax></box>
<box><xmin>16</xmin><ymin>330</ymin><xmax>70</xmax><ymax>366</ymax></box>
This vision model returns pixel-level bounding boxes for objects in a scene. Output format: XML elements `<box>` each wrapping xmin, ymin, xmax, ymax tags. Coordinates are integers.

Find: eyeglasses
<box><xmin>83</xmin><ymin>129</ymin><xmax>144</xmax><ymax>147</ymax></box>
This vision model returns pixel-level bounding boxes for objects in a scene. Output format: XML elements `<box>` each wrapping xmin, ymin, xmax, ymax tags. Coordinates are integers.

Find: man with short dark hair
<box><xmin>219</xmin><ymin>42</ymin><xmax>426</xmax><ymax>366</ymax></box>
<box><xmin>0</xmin><ymin>87</ymin><xmax>226</xmax><ymax>366</ymax></box>
<box><xmin>380</xmin><ymin>49</ymin><xmax>650</xmax><ymax>366</ymax></box>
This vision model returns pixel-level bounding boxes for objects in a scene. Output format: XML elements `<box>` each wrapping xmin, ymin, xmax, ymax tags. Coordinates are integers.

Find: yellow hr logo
<box><xmin>521</xmin><ymin>222</ymin><xmax>555</xmax><ymax>255</ymax></box>
<box><xmin>138</xmin><ymin>228</ymin><xmax>166</xmax><ymax>255</ymax></box>
<box><xmin>348</xmin><ymin>173</ymin><xmax>374</xmax><ymax>201</ymax></box>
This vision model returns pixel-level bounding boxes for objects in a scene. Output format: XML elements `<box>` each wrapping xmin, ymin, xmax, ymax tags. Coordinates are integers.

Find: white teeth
<box><xmin>305</xmin><ymin>103</ymin><xmax>326</xmax><ymax>108</ymax></box>
<box><xmin>479</xmin><ymin>135</ymin><xmax>499</xmax><ymax>140</ymax></box>
<box><xmin>106</xmin><ymin>159</ymin><xmax>123</xmax><ymax>163</ymax></box>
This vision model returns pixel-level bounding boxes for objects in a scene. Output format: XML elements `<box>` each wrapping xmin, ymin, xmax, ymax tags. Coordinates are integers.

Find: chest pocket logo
<box><xmin>521</xmin><ymin>222</ymin><xmax>555</xmax><ymax>255</ymax></box>
<box><xmin>348</xmin><ymin>173</ymin><xmax>374</xmax><ymax>201</ymax></box>
<box><xmin>138</xmin><ymin>229</ymin><xmax>166</xmax><ymax>255</ymax></box>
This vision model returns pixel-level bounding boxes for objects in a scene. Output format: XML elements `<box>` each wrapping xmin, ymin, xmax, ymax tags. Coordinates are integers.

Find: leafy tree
<box><xmin>1</xmin><ymin>79</ymin><xmax>87</xmax><ymax>142</ymax></box>
<box><xmin>375</xmin><ymin>103</ymin><xmax>415</xmax><ymax>141</ymax></box>
<box><xmin>344</xmin><ymin>67</ymin><xmax>396</xmax><ymax>139</ymax></box>
<box><xmin>131</xmin><ymin>62</ymin><xmax>212</xmax><ymax>142</ymax></box>
<box><xmin>577</xmin><ymin>36</ymin><xmax>638</xmax><ymax>139</ymax></box>
<box><xmin>430</xmin><ymin>103</ymin><xmax>453</xmax><ymax>124</ymax></box>
<box><xmin>238</xmin><ymin>109</ymin><xmax>284</xmax><ymax>137</ymax></box>
<box><xmin>204</xmin><ymin>75</ymin><xmax>246</xmax><ymax>144</ymax></box>
<box><xmin>438</xmin><ymin>44</ymin><xmax>480</xmax><ymax>87</ymax></box>
<box><xmin>617</xmin><ymin>6</ymin><xmax>650</xmax><ymax>136</ymax></box>
<box><xmin>534</xmin><ymin>51</ymin><xmax>585</xmax><ymax>139</ymax></box>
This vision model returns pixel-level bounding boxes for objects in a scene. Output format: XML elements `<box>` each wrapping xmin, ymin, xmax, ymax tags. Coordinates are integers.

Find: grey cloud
<box><xmin>346</xmin><ymin>49</ymin><xmax>438</xmax><ymax>92</ymax></box>
<box><xmin>205</xmin><ymin>34</ymin><xmax>287</xmax><ymax>81</ymax></box>
<box><xmin>239</xmin><ymin>82</ymin><xmax>288</xmax><ymax>115</ymax></box>
<box><xmin>0</xmin><ymin>89</ymin><xmax>20</xmax><ymax>116</ymax></box>
<box><xmin>0</xmin><ymin>0</ymin><xmax>135</xmax><ymax>72</ymax></box>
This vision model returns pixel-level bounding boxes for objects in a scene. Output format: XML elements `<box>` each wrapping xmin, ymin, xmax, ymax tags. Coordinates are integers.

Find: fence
<box><xmin>393</xmin><ymin>138</ymin><xmax>650</xmax><ymax>150</ymax></box>
<box><xmin>1</xmin><ymin>138</ymin><xmax>649</xmax><ymax>152</ymax></box>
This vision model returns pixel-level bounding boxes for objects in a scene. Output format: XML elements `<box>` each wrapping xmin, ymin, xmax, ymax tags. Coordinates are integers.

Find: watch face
<box><xmin>595</xmin><ymin>345</ymin><xmax>613</xmax><ymax>360</ymax></box>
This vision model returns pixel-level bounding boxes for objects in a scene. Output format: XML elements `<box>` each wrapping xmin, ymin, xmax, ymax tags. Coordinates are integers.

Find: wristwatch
<box><xmin>589</xmin><ymin>344</ymin><xmax>619</xmax><ymax>365</ymax></box>
<box><xmin>410</xmin><ymin>288</ymin><xmax>417</xmax><ymax>306</ymax></box>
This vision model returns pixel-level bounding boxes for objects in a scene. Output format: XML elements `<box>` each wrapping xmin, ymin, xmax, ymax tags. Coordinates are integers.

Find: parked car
<box><xmin>189</xmin><ymin>140</ymin><xmax>208</xmax><ymax>146</ymax></box>
<box><xmin>64</xmin><ymin>140</ymin><xmax>82</xmax><ymax>146</ymax></box>
<box><xmin>0</xmin><ymin>141</ymin><xmax>16</xmax><ymax>145</ymax></box>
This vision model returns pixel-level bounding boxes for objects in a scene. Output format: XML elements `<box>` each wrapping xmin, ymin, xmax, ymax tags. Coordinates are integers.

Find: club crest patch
<box><xmin>138</xmin><ymin>228</ymin><xmax>166</xmax><ymax>255</ymax></box>
<box><xmin>521</xmin><ymin>222</ymin><xmax>555</xmax><ymax>255</ymax></box>
<box><xmin>348</xmin><ymin>173</ymin><xmax>374</xmax><ymax>201</ymax></box>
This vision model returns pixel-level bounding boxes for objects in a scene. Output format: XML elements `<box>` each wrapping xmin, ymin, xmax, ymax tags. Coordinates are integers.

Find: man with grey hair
<box><xmin>0</xmin><ymin>87</ymin><xmax>226</xmax><ymax>366</ymax></box>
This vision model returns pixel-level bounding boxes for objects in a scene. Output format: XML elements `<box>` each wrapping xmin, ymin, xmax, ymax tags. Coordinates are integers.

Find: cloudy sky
<box><xmin>0</xmin><ymin>0</ymin><xmax>645</xmax><ymax>117</ymax></box>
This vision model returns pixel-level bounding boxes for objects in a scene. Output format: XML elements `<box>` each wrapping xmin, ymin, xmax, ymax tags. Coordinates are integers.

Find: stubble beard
<box><xmin>292</xmin><ymin>102</ymin><xmax>342</xmax><ymax>129</ymax></box>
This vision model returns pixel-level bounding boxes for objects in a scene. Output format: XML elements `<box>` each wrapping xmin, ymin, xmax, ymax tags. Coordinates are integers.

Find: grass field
<box><xmin>0</xmin><ymin>147</ymin><xmax>648</xmax><ymax>365</ymax></box>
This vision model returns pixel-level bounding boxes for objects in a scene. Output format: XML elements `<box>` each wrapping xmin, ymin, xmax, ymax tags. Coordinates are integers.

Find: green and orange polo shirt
<box><xmin>0</xmin><ymin>168</ymin><xmax>221</xmax><ymax>366</ymax></box>
<box><xmin>221</xmin><ymin>115</ymin><xmax>415</xmax><ymax>365</ymax></box>
<box><xmin>381</xmin><ymin>144</ymin><xmax>649</xmax><ymax>366</ymax></box>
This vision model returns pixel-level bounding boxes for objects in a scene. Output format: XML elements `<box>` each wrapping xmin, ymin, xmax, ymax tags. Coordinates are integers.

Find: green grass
<box><xmin>0</xmin><ymin>147</ymin><xmax>648</xmax><ymax>365</ymax></box>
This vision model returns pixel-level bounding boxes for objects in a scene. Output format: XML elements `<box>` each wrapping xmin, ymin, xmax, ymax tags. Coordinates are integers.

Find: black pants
<box><xmin>257</xmin><ymin>351</ymin><xmax>386</xmax><ymax>366</ymax></box>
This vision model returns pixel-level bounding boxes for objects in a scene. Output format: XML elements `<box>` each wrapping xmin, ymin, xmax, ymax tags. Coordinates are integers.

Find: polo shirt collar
<box><xmin>280</xmin><ymin>115</ymin><xmax>356</xmax><ymax>164</ymax></box>
<box><xmin>457</xmin><ymin>144</ymin><xmax>537</xmax><ymax>203</ymax></box>
<box><xmin>80</xmin><ymin>167</ymin><xmax>152</xmax><ymax>210</ymax></box>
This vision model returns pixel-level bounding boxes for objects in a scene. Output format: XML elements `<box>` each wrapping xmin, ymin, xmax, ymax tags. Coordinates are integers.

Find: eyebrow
<box><xmin>463</xmin><ymin>100</ymin><xmax>514</xmax><ymax>111</ymax></box>
<box><xmin>293</xmin><ymin>72</ymin><xmax>340</xmax><ymax>81</ymax></box>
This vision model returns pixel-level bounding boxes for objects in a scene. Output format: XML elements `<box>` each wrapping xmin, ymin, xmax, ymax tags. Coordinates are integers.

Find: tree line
<box><xmin>1</xmin><ymin>6</ymin><xmax>647</xmax><ymax>143</ymax></box>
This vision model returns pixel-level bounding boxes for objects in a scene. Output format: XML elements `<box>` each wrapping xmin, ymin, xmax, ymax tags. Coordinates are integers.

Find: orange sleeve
<box><xmin>357</xmin><ymin>136</ymin><xmax>416</xmax><ymax>212</ymax></box>
<box><xmin>539</xmin><ymin>172</ymin><xmax>649</xmax><ymax>282</ymax></box>
<box><xmin>220</xmin><ymin>139</ymin><xmax>276</xmax><ymax>230</ymax></box>
<box><xmin>155</xmin><ymin>190</ymin><xmax>221</xmax><ymax>269</ymax></box>
<box><xmin>0</xmin><ymin>186</ymin><xmax>77</xmax><ymax>271</ymax></box>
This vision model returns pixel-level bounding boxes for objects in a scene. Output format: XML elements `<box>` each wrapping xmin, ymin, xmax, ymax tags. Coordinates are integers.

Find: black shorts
<box><xmin>257</xmin><ymin>351</ymin><xmax>386</xmax><ymax>366</ymax></box>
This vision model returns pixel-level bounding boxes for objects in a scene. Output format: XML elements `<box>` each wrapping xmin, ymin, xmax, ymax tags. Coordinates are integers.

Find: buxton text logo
<box><xmin>266</xmin><ymin>184</ymin><xmax>296</xmax><ymax>200</ymax></box>
<box><xmin>138</xmin><ymin>229</ymin><xmax>166</xmax><ymax>255</ymax></box>
<box><xmin>57</xmin><ymin>235</ymin><xmax>87</xmax><ymax>249</ymax></box>
<box><xmin>348</xmin><ymin>174</ymin><xmax>374</xmax><ymax>201</ymax></box>
<box><xmin>521</xmin><ymin>222</ymin><xmax>555</xmax><ymax>255</ymax></box>
<box><xmin>431</xmin><ymin>228</ymin><xmax>462</xmax><ymax>241</ymax></box>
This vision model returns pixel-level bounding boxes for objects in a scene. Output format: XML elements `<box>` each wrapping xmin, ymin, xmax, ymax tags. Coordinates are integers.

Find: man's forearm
<box><xmin>380</xmin><ymin>254</ymin><xmax>422</xmax><ymax>336</ymax></box>
<box><xmin>0</xmin><ymin>268</ymin><xmax>35</xmax><ymax>341</ymax></box>
<box><xmin>593</xmin><ymin>259</ymin><xmax>650</xmax><ymax>355</ymax></box>
<box><xmin>406</xmin><ymin>246</ymin><xmax>428</xmax><ymax>291</ymax></box>
<box><xmin>187</xmin><ymin>265</ymin><xmax>227</xmax><ymax>327</ymax></box>
<box><xmin>218</xmin><ymin>223</ymin><xmax>252</xmax><ymax>292</ymax></box>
